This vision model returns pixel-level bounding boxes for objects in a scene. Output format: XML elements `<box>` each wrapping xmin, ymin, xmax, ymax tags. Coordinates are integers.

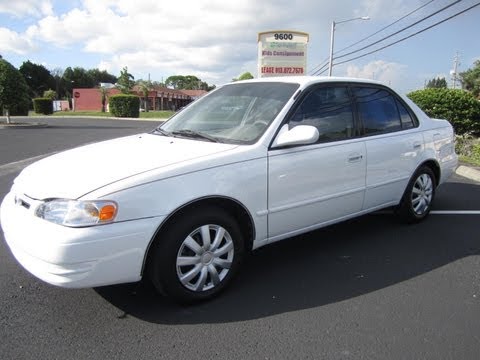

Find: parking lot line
<box><xmin>430</xmin><ymin>210</ymin><xmax>480</xmax><ymax>215</ymax></box>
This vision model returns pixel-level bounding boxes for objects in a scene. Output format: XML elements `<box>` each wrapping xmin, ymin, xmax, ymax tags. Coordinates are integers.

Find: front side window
<box><xmin>353</xmin><ymin>87</ymin><xmax>402</xmax><ymax>135</ymax></box>
<box><xmin>159</xmin><ymin>82</ymin><xmax>299</xmax><ymax>144</ymax></box>
<box><xmin>289</xmin><ymin>86</ymin><xmax>355</xmax><ymax>142</ymax></box>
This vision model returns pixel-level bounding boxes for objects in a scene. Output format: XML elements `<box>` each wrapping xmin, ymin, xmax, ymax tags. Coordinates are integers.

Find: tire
<box><xmin>148</xmin><ymin>207</ymin><xmax>245</xmax><ymax>304</ymax></box>
<box><xmin>396</xmin><ymin>166</ymin><xmax>436</xmax><ymax>223</ymax></box>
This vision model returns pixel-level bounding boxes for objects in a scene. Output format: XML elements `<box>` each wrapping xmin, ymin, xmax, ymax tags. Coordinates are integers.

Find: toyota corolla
<box><xmin>0</xmin><ymin>77</ymin><xmax>458</xmax><ymax>303</ymax></box>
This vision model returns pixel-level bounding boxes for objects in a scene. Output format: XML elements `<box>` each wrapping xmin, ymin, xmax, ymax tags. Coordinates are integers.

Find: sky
<box><xmin>0</xmin><ymin>0</ymin><xmax>479</xmax><ymax>94</ymax></box>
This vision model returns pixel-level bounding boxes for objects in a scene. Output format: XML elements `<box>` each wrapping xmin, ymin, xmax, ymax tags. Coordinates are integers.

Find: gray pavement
<box><xmin>0</xmin><ymin>117</ymin><xmax>479</xmax><ymax>360</ymax></box>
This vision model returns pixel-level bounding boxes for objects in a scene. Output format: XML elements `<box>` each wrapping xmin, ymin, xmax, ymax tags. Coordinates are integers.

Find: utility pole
<box><xmin>450</xmin><ymin>52</ymin><xmax>460</xmax><ymax>89</ymax></box>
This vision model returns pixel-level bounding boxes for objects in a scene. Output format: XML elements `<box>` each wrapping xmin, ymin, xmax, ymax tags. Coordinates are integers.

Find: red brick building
<box><xmin>72</xmin><ymin>86</ymin><xmax>208</xmax><ymax>112</ymax></box>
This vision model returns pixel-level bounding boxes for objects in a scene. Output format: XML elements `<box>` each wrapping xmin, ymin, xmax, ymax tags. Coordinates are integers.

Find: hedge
<box><xmin>33</xmin><ymin>97</ymin><xmax>53</xmax><ymax>115</ymax></box>
<box><xmin>109</xmin><ymin>94</ymin><xmax>140</xmax><ymax>118</ymax></box>
<box><xmin>407</xmin><ymin>88</ymin><xmax>480</xmax><ymax>135</ymax></box>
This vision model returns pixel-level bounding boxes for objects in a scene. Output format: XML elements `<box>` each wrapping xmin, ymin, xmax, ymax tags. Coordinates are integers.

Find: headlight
<box><xmin>35</xmin><ymin>199</ymin><xmax>118</xmax><ymax>227</ymax></box>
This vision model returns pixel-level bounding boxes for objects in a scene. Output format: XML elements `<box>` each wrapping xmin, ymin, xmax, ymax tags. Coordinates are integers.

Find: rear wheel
<box><xmin>148</xmin><ymin>207</ymin><xmax>244</xmax><ymax>304</ymax></box>
<box><xmin>396</xmin><ymin>166</ymin><xmax>436</xmax><ymax>223</ymax></box>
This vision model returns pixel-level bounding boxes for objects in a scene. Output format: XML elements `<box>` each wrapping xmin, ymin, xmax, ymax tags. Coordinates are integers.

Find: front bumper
<box><xmin>0</xmin><ymin>190</ymin><xmax>163</xmax><ymax>288</ymax></box>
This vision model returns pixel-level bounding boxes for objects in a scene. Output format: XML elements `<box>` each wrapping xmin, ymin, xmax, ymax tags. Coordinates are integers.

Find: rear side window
<box><xmin>289</xmin><ymin>86</ymin><xmax>355</xmax><ymax>142</ymax></box>
<box><xmin>353</xmin><ymin>87</ymin><xmax>402</xmax><ymax>135</ymax></box>
<box><xmin>396</xmin><ymin>99</ymin><xmax>415</xmax><ymax>129</ymax></box>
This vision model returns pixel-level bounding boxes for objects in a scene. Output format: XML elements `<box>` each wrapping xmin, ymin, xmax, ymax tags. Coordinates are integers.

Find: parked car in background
<box><xmin>0</xmin><ymin>77</ymin><xmax>458</xmax><ymax>303</ymax></box>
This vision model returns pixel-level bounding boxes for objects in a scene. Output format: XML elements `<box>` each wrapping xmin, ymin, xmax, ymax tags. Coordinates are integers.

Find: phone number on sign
<box><xmin>261</xmin><ymin>66</ymin><xmax>304</xmax><ymax>74</ymax></box>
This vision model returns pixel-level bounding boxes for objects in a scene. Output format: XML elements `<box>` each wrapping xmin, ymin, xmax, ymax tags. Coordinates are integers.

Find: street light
<box><xmin>328</xmin><ymin>16</ymin><xmax>370</xmax><ymax>76</ymax></box>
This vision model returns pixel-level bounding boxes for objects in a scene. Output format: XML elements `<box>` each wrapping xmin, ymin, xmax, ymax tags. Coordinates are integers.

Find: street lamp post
<box><xmin>328</xmin><ymin>16</ymin><xmax>369</xmax><ymax>76</ymax></box>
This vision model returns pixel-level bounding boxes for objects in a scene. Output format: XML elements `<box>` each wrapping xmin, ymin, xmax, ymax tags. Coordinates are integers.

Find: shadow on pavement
<box><xmin>95</xmin><ymin>203</ymin><xmax>480</xmax><ymax>324</ymax></box>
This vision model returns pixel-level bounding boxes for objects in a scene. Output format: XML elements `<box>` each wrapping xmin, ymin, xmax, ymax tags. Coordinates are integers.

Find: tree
<box><xmin>58</xmin><ymin>67</ymin><xmax>116</xmax><ymax>100</ymax></box>
<box><xmin>137</xmin><ymin>80</ymin><xmax>152</xmax><ymax>112</ymax></box>
<box><xmin>425</xmin><ymin>77</ymin><xmax>447</xmax><ymax>89</ymax></box>
<box><xmin>98</xmin><ymin>86</ymin><xmax>109</xmax><ymax>112</ymax></box>
<box><xmin>151</xmin><ymin>80</ymin><xmax>166</xmax><ymax>88</ymax></box>
<box><xmin>233</xmin><ymin>72</ymin><xmax>254</xmax><ymax>82</ymax></box>
<box><xmin>43</xmin><ymin>89</ymin><xmax>57</xmax><ymax>100</ymax></box>
<box><xmin>51</xmin><ymin>67</ymin><xmax>64</xmax><ymax>98</ymax></box>
<box><xmin>63</xmin><ymin>66</ymin><xmax>95</xmax><ymax>89</ymax></box>
<box><xmin>165</xmin><ymin>75</ymin><xmax>187</xmax><ymax>89</ymax></box>
<box><xmin>116</xmin><ymin>67</ymin><xmax>135</xmax><ymax>94</ymax></box>
<box><xmin>459</xmin><ymin>60</ymin><xmax>480</xmax><ymax>98</ymax></box>
<box><xmin>19</xmin><ymin>60</ymin><xmax>55</xmax><ymax>98</ymax></box>
<box><xmin>0</xmin><ymin>59</ymin><xmax>30</xmax><ymax>123</ymax></box>
<box><xmin>87</xmin><ymin>68</ymin><xmax>117</xmax><ymax>85</ymax></box>
<box><xmin>165</xmin><ymin>75</ymin><xmax>212</xmax><ymax>90</ymax></box>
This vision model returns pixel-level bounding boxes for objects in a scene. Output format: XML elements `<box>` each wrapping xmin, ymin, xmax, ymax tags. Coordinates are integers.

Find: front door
<box><xmin>267</xmin><ymin>85</ymin><xmax>366</xmax><ymax>242</ymax></box>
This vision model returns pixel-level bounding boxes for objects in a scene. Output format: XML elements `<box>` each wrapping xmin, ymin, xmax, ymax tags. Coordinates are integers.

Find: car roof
<box><xmin>228</xmin><ymin>76</ymin><xmax>386</xmax><ymax>88</ymax></box>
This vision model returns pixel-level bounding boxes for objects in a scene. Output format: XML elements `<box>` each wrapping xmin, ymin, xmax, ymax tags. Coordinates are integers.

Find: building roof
<box><xmin>179</xmin><ymin>89</ymin><xmax>208</xmax><ymax>98</ymax></box>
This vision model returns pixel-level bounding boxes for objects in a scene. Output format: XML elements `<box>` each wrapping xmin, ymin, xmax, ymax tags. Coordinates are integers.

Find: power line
<box><xmin>310</xmin><ymin>61</ymin><xmax>329</xmax><ymax>76</ymax></box>
<box><xmin>334</xmin><ymin>0</ymin><xmax>437</xmax><ymax>56</ymax></box>
<box><xmin>309</xmin><ymin>0</ymin><xmax>440</xmax><ymax>75</ymax></box>
<box><xmin>335</xmin><ymin>0</ymin><xmax>463</xmax><ymax>61</ymax></box>
<box><xmin>333</xmin><ymin>1</ymin><xmax>480</xmax><ymax>67</ymax></box>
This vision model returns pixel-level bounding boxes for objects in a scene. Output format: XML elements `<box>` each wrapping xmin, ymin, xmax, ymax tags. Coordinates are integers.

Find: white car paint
<box><xmin>0</xmin><ymin>76</ymin><xmax>458</xmax><ymax>292</ymax></box>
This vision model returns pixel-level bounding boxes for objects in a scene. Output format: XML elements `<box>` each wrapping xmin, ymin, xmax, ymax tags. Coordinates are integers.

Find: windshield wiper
<box><xmin>152</xmin><ymin>128</ymin><xmax>171</xmax><ymax>137</ymax></box>
<box><xmin>171</xmin><ymin>129</ymin><xmax>219</xmax><ymax>143</ymax></box>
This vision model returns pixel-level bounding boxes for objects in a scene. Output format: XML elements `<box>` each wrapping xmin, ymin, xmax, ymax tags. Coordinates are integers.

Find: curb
<box><xmin>456</xmin><ymin>165</ymin><xmax>480</xmax><ymax>183</ymax></box>
<box><xmin>5</xmin><ymin>115</ymin><xmax>167</xmax><ymax>122</ymax></box>
<box><xmin>0</xmin><ymin>122</ymin><xmax>49</xmax><ymax>129</ymax></box>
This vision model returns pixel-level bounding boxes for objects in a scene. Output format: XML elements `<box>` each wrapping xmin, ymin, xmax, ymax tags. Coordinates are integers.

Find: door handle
<box><xmin>413</xmin><ymin>142</ymin><xmax>422</xmax><ymax>149</ymax></box>
<box><xmin>348</xmin><ymin>154</ymin><xmax>363</xmax><ymax>162</ymax></box>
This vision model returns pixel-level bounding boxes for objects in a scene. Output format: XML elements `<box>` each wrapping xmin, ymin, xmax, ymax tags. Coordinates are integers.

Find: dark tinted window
<box><xmin>290</xmin><ymin>86</ymin><xmax>355</xmax><ymax>142</ymax></box>
<box><xmin>353</xmin><ymin>87</ymin><xmax>402</xmax><ymax>135</ymax></box>
<box><xmin>396</xmin><ymin>99</ymin><xmax>415</xmax><ymax>129</ymax></box>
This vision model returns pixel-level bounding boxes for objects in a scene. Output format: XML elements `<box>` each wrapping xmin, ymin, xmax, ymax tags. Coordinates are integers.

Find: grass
<box><xmin>140</xmin><ymin>111</ymin><xmax>174</xmax><ymax>119</ymax></box>
<box><xmin>456</xmin><ymin>135</ymin><xmax>480</xmax><ymax>167</ymax></box>
<box><xmin>459</xmin><ymin>155</ymin><xmax>480</xmax><ymax>167</ymax></box>
<box><xmin>47</xmin><ymin>110</ymin><xmax>174</xmax><ymax>119</ymax></box>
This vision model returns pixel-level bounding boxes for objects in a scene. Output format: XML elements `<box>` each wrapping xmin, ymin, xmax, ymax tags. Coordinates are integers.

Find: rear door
<box><xmin>352</xmin><ymin>86</ymin><xmax>424</xmax><ymax>210</ymax></box>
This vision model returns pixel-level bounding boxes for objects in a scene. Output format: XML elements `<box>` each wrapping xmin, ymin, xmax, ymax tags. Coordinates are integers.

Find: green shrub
<box><xmin>109</xmin><ymin>94</ymin><xmax>140</xmax><ymax>118</ymax></box>
<box><xmin>33</xmin><ymin>97</ymin><xmax>53</xmax><ymax>115</ymax></box>
<box><xmin>407</xmin><ymin>88</ymin><xmax>480</xmax><ymax>135</ymax></box>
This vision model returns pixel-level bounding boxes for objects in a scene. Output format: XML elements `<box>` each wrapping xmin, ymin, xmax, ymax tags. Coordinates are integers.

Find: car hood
<box><xmin>14</xmin><ymin>133</ymin><xmax>238</xmax><ymax>200</ymax></box>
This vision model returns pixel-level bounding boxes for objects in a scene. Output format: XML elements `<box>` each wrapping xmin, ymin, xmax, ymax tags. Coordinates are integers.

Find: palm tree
<box><xmin>99</xmin><ymin>86</ymin><xmax>109</xmax><ymax>112</ymax></box>
<box><xmin>138</xmin><ymin>80</ymin><xmax>152</xmax><ymax>112</ymax></box>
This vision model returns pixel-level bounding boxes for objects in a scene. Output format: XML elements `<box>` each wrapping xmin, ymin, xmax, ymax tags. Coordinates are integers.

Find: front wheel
<box><xmin>148</xmin><ymin>207</ymin><xmax>245</xmax><ymax>304</ymax></box>
<box><xmin>396</xmin><ymin>166</ymin><xmax>436</xmax><ymax>223</ymax></box>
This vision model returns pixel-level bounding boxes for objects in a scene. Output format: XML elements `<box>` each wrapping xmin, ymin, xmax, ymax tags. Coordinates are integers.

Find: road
<box><xmin>1</xmin><ymin>117</ymin><xmax>479</xmax><ymax>359</ymax></box>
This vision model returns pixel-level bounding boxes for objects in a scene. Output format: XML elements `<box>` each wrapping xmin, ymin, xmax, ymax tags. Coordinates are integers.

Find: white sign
<box><xmin>258</xmin><ymin>31</ymin><xmax>309</xmax><ymax>77</ymax></box>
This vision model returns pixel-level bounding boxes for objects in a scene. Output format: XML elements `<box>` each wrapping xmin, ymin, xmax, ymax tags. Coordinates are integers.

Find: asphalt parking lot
<box><xmin>0</xmin><ymin>117</ymin><xmax>479</xmax><ymax>360</ymax></box>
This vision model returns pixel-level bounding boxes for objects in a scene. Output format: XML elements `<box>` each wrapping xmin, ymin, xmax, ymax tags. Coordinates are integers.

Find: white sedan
<box><xmin>0</xmin><ymin>77</ymin><xmax>458</xmax><ymax>303</ymax></box>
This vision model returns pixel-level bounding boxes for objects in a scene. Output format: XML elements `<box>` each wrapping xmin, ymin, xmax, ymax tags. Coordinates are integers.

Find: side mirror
<box><xmin>272</xmin><ymin>125</ymin><xmax>319</xmax><ymax>148</ymax></box>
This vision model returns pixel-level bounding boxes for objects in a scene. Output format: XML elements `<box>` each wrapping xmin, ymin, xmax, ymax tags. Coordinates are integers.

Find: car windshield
<box><xmin>156</xmin><ymin>82</ymin><xmax>300</xmax><ymax>144</ymax></box>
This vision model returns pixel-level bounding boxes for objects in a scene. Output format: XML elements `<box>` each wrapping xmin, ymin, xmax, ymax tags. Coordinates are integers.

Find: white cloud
<box><xmin>0</xmin><ymin>0</ymin><xmax>53</xmax><ymax>18</ymax></box>
<box><xmin>356</xmin><ymin>0</ymin><xmax>413</xmax><ymax>20</ymax></box>
<box><xmin>1</xmin><ymin>0</ymin><xmax>432</xmax><ymax>85</ymax></box>
<box><xmin>346</xmin><ymin>60</ymin><xmax>408</xmax><ymax>89</ymax></box>
<box><xmin>0</xmin><ymin>28</ymin><xmax>37</xmax><ymax>54</ymax></box>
